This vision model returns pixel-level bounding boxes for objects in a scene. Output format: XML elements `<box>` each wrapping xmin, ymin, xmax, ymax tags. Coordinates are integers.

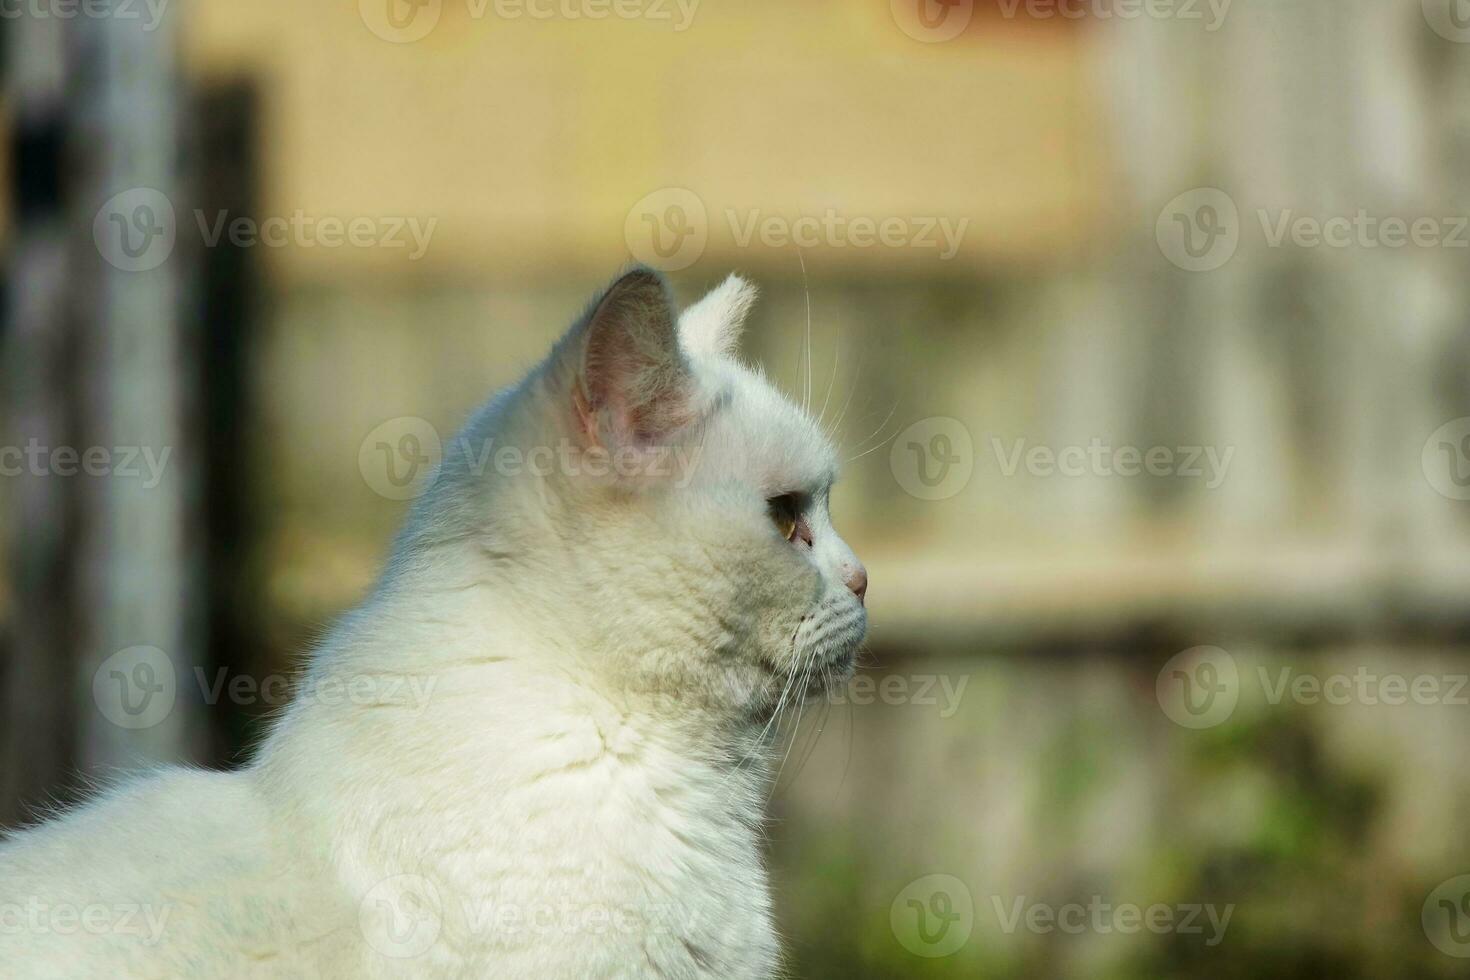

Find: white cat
<box><xmin>0</xmin><ymin>268</ymin><xmax>868</xmax><ymax>979</ymax></box>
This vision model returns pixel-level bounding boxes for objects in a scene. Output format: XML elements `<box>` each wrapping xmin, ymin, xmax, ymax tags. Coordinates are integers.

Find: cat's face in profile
<box><xmin>664</xmin><ymin>275</ymin><xmax>869</xmax><ymax>710</ymax></box>
<box><xmin>421</xmin><ymin>268</ymin><xmax>866</xmax><ymax>719</ymax></box>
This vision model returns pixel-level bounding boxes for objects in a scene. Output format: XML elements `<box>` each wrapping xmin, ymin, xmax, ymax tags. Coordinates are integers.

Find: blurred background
<box><xmin>4</xmin><ymin>0</ymin><xmax>1470</xmax><ymax>976</ymax></box>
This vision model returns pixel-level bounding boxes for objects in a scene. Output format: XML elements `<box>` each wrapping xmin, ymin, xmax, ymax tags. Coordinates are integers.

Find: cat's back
<box><xmin>0</xmin><ymin>766</ymin><xmax>352</xmax><ymax>978</ymax></box>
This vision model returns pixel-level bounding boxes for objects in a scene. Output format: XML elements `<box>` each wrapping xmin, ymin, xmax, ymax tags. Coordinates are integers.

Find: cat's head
<box><xmin>411</xmin><ymin>268</ymin><xmax>867</xmax><ymax>720</ymax></box>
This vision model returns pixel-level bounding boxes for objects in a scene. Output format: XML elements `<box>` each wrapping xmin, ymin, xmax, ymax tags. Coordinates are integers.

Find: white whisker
<box><xmin>799</xmin><ymin>250</ymin><xmax>812</xmax><ymax>414</ymax></box>
<box><xmin>826</xmin><ymin>353</ymin><xmax>863</xmax><ymax>443</ymax></box>
<box><xmin>844</xmin><ymin>400</ymin><xmax>899</xmax><ymax>460</ymax></box>
<box><xmin>817</xmin><ymin>340</ymin><xmax>839</xmax><ymax>432</ymax></box>
<box><xmin>845</xmin><ymin>426</ymin><xmax>902</xmax><ymax>463</ymax></box>
<box><xmin>767</xmin><ymin>649</ymin><xmax>818</xmax><ymax>804</ymax></box>
<box><xmin>721</xmin><ymin>637</ymin><xmax>805</xmax><ymax>791</ymax></box>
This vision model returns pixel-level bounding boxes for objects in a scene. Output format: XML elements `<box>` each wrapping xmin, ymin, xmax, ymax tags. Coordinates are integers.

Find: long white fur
<box><xmin>0</xmin><ymin>269</ymin><xmax>868</xmax><ymax>980</ymax></box>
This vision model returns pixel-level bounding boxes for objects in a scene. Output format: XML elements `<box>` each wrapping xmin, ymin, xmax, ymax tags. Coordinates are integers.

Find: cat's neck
<box><xmin>280</xmin><ymin>560</ymin><xmax>786</xmax><ymax>773</ymax></box>
<box><xmin>366</xmin><ymin>535</ymin><xmax>790</xmax><ymax>726</ymax></box>
<box><xmin>256</xmin><ymin>578</ymin><xmax>782</xmax><ymax>836</ymax></box>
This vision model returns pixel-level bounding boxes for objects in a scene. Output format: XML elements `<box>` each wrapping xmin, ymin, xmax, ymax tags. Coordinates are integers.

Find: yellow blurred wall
<box><xmin>183</xmin><ymin>0</ymin><xmax>1104</xmax><ymax>281</ymax></box>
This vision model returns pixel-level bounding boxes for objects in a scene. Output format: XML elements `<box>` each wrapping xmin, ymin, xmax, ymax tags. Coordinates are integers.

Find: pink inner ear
<box><xmin>577</xmin><ymin>269</ymin><xmax>697</xmax><ymax>449</ymax></box>
<box><xmin>581</xmin><ymin>366</ymin><xmax>697</xmax><ymax>448</ymax></box>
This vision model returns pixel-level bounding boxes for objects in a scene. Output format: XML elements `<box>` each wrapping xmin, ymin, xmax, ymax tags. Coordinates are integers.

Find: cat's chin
<box><xmin>746</xmin><ymin>643</ymin><xmax>858</xmax><ymax>715</ymax></box>
<box><xmin>806</xmin><ymin>653</ymin><xmax>857</xmax><ymax>697</ymax></box>
<box><xmin>800</xmin><ymin>641</ymin><xmax>860</xmax><ymax>697</ymax></box>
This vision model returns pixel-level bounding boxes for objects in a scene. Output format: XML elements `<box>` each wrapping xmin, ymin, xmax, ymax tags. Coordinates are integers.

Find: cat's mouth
<box><xmin>801</xmin><ymin>646</ymin><xmax>857</xmax><ymax>696</ymax></box>
<box><xmin>791</xmin><ymin>603</ymin><xmax>865</xmax><ymax>692</ymax></box>
<box><xmin>748</xmin><ymin>602</ymin><xmax>865</xmax><ymax>709</ymax></box>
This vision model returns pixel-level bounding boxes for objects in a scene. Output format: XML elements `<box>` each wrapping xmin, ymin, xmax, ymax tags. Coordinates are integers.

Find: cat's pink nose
<box><xmin>844</xmin><ymin>563</ymin><xmax>868</xmax><ymax>605</ymax></box>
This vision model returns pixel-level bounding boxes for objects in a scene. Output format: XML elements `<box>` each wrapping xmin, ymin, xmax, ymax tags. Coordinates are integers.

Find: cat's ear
<box><xmin>570</xmin><ymin>267</ymin><xmax>697</xmax><ymax>449</ymax></box>
<box><xmin>679</xmin><ymin>273</ymin><xmax>756</xmax><ymax>360</ymax></box>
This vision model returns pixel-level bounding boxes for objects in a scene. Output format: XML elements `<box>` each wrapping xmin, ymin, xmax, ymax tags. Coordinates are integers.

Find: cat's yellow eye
<box><xmin>766</xmin><ymin>493</ymin><xmax>800</xmax><ymax>541</ymax></box>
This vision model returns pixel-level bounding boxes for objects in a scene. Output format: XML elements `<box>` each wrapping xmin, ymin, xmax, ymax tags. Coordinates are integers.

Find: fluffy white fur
<box><xmin>0</xmin><ymin>269</ymin><xmax>868</xmax><ymax>979</ymax></box>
